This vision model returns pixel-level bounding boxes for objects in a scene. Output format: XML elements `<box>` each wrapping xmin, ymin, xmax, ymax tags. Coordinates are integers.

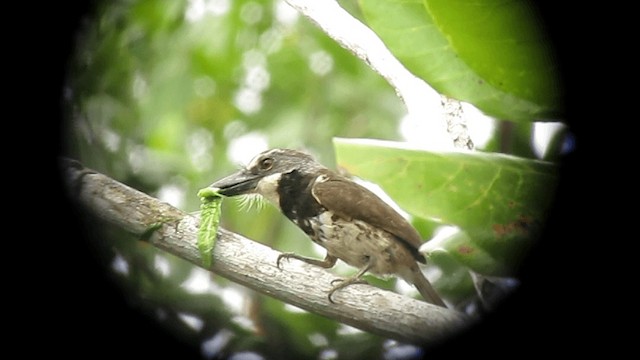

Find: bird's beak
<box><xmin>208</xmin><ymin>170</ymin><xmax>263</xmax><ymax>197</ymax></box>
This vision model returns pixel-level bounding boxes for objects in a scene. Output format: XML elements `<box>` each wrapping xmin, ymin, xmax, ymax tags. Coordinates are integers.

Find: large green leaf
<box><xmin>358</xmin><ymin>0</ymin><xmax>563</xmax><ymax>121</ymax></box>
<box><xmin>334</xmin><ymin>138</ymin><xmax>558</xmax><ymax>275</ymax></box>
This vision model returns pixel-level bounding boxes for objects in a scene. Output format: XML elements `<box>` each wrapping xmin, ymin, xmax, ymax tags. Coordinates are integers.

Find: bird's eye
<box><xmin>259</xmin><ymin>157</ymin><xmax>274</xmax><ymax>171</ymax></box>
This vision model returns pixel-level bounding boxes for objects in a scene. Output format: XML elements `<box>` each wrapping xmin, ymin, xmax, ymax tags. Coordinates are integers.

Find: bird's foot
<box><xmin>276</xmin><ymin>252</ymin><xmax>298</xmax><ymax>269</ymax></box>
<box><xmin>276</xmin><ymin>253</ymin><xmax>337</xmax><ymax>269</ymax></box>
<box><xmin>327</xmin><ymin>276</ymin><xmax>369</xmax><ymax>304</ymax></box>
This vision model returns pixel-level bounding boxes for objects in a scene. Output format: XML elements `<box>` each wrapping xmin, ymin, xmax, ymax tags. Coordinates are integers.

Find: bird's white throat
<box><xmin>255</xmin><ymin>172</ymin><xmax>282</xmax><ymax>206</ymax></box>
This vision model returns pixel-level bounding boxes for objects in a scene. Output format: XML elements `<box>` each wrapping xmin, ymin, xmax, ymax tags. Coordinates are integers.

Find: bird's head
<box><xmin>208</xmin><ymin>148</ymin><xmax>324</xmax><ymax>205</ymax></box>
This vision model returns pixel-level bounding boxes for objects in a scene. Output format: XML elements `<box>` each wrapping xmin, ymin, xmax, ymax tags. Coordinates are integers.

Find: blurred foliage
<box><xmin>64</xmin><ymin>0</ymin><xmax>564</xmax><ymax>359</ymax></box>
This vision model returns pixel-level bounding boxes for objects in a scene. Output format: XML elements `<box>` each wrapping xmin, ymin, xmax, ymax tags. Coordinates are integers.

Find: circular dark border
<box><xmin>49</xmin><ymin>1</ymin><xmax>581</xmax><ymax>358</ymax></box>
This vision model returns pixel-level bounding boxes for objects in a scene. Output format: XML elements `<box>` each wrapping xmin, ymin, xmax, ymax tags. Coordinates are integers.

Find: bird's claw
<box><xmin>327</xmin><ymin>277</ymin><xmax>369</xmax><ymax>304</ymax></box>
<box><xmin>276</xmin><ymin>253</ymin><xmax>294</xmax><ymax>269</ymax></box>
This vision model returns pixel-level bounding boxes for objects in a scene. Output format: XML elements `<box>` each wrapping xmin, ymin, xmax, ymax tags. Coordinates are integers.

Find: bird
<box><xmin>208</xmin><ymin>148</ymin><xmax>446</xmax><ymax>307</ymax></box>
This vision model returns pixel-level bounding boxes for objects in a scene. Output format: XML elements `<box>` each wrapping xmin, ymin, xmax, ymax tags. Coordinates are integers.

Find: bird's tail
<box><xmin>405</xmin><ymin>266</ymin><xmax>447</xmax><ymax>308</ymax></box>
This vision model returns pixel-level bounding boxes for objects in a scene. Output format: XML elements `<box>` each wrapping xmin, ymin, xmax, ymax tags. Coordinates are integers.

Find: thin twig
<box><xmin>284</xmin><ymin>0</ymin><xmax>474</xmax><ymax>148</ymax></box>
<box><xmin>442</xmin><ymin>95</ymin><xmax>475</xmax><ymax>150</ymax></box>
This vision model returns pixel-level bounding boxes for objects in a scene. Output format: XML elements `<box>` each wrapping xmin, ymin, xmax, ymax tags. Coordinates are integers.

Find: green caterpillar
<box><xmin>196</xmin><ymin>187</ymin><xmax>223</xmax><ymax>267</ymax></box>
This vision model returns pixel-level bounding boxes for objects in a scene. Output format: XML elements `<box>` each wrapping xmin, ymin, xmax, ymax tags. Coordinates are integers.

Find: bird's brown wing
<box><xmin>312</xmin><ymin>176</ymin><xmax>426</xmax><ymax>263</ymax></box>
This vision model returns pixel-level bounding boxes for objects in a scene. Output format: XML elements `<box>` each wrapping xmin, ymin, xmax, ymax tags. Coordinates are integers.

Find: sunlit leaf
<box><xmin>358</xmin><ymin>0</ymin><xmax>563</xmax><ymax>121</ymax></box>
<box><xmin>334</xmin><ymin>138</ymin><xmax>558</xmax><ymax>275</ymax></box>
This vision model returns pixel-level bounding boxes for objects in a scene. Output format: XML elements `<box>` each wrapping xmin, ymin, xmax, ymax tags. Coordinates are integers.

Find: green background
<box><xmin>65</xmin><ymin>0</ymin><xmax>564</xmax><ymax>358</ymax></box>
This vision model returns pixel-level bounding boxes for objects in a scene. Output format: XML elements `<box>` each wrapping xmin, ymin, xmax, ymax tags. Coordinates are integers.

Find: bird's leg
<box><xmin>328</xmin><ymin>259</ymin><xmax>374</xmax><ymax>304</ymax></box>
<box><xmin>277</xmin><ymin>252</ymin><xmax>337</xmax><ymax>269</ymax></box>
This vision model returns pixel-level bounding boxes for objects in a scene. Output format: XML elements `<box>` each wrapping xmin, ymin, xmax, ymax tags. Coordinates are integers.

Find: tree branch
<box><xmin>62</xmin><ymin>158</ymin><xmax>470</xmax><ymax>346</ymax></box>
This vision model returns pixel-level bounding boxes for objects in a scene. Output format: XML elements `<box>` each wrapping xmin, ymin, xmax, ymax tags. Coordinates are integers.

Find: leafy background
<box><xmin>64</xmin><ymin>0</ymin><xmax>565</xmax><ymax>359</ymax></box>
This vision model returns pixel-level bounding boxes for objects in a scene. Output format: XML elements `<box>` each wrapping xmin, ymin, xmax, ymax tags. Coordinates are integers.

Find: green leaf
<box><xmin>358</xmin><ymin>0</ymin><xmax>563</xmax><ymax>121</ymax></box>
<box><xmin>333</xmin><ymin>138</ymin><xmax>558</xmax><ymax>275</ymax></box>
